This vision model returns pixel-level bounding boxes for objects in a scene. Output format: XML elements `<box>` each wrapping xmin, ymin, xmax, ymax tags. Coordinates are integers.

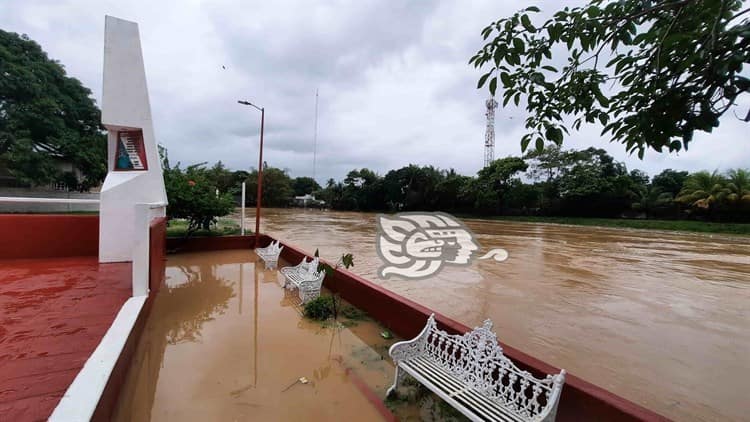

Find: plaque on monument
<box><xmin>114</xmin><ymin>130</ymin><xmax>148</xmax><ymax>170</ymax></box>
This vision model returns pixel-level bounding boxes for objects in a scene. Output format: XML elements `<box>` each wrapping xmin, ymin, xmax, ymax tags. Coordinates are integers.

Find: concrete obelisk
<box><xmin>99</xmin><ymin>16</ymin><xmax>167</xmax><ymax>263</ymax></box>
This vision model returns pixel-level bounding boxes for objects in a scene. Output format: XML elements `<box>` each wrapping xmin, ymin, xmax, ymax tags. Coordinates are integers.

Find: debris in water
<box><xmin>282</xmin><ymin>376</ymin><xmax>309</xmax><ymax>392</ymax></box>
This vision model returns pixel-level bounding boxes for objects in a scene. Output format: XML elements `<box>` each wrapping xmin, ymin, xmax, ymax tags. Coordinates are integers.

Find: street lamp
<box><xmin>238</xmin><ymin>100</ymin><xmax>265</xmax><ymax>247</ymax></box>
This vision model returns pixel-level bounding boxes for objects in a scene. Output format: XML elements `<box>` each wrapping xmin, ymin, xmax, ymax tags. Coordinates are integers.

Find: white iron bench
<box><xmin>387</xmin><ymin>314</ymin><xmax>566</xmax><ymax>422</ymax></box>
<box><xmin>281</xmin><ymin>257</ymin><xmax>325</xmax><ymax>303</ymax></box>
<box><xmin>256</xmin><ymin>240</ymin><xmax>283</xmax><ymax>269</ymax></box>
<box><xmin>280</xmin><ymin>256</ymin><xmax>315</xmax><ymax>281</ymax></box>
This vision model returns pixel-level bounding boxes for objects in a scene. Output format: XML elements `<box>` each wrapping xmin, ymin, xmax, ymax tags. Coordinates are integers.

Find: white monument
<box><xmin>99</xmin><ymin>16</ymin><xmax>167</xmax><ymax>263</ymax></box>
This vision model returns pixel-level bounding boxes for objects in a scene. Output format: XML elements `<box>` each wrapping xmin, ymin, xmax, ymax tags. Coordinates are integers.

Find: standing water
<box><xmin>249</xmin><ymin>208</ymin><xmax>749</xmax><ymax>422</ymax></box>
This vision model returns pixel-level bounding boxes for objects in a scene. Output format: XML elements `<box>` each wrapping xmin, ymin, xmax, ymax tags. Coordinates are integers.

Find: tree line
<box><xmin>176</xmin><ymin>145</ymin><xmax>748</xmax><ymax>223</ymax></box>
<box><xmin>317</xmin><ymin>146</ymin><xmax>749</xmax><ymax>222</ymax></box>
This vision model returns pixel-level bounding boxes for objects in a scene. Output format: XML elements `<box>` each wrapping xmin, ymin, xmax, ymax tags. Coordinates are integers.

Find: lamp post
<box><xmin>237</xmin><ymin>100</ymin><xmax>264</xmax><ymax>247</ymax></box>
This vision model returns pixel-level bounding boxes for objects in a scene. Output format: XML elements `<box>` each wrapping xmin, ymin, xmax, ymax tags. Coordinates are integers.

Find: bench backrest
<box><xmin>301</xmin><ymin>257</ymin><xmax>321</xmax><ymax>276</ymax></box>
<box><xmin>422</xmin><ymin>316</ymin><xmax>564</xmax><ymax>420</ymax></box>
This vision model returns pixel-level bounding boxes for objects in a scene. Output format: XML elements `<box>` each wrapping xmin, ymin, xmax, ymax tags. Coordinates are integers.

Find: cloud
<box><xmin>1</xmin><ymin>0</ymin><xmax>748</xmax><ymax>184</ymax></box>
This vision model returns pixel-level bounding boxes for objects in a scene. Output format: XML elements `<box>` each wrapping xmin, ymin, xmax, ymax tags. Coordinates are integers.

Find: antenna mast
<box><xmin>484</xmin><ymin>96</ymin><xmax>498</xmax><ymax>167</ymax></box>
<box><xmin>313</xmin><ymin>89</ymin><xmax>318</xmax><ymax>185</ymax></box>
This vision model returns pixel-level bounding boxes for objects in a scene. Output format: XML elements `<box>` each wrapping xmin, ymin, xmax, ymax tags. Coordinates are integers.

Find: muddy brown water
<box><xmin>243</xmin><ymin>208</ymin><xmax>749</xmax><ymax>422</ymax></box>
<box><xmin>113</xmin><ymin>250</ymin><xmax>408</xmax><ymax>421</ymax></box>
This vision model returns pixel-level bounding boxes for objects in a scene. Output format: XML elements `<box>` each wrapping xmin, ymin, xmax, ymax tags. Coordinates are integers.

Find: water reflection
<box><xmin>112</xmin><ymin>256</ymin><xmax>237</xmax><ymax>422</ymax></box>
<box><xmin>113</xmin><ymin>250</ymin><xmax>398</xmax><ymax>421</ymax></box>
<box><xmin>166</xmin><ymin>265</ymin><xmax>235</xmax><ymax>344</ymax></box>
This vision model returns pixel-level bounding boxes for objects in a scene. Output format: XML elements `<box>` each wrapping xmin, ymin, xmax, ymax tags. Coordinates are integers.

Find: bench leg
<box><xmin>299</xmin><ymin>287</ymin><xmax>320</xmax><ymax>304</ymax></box>
<box><xmin>386</xmin><ymin>365</ymin><xmax>404</xmax><ymax>397</ymax></box>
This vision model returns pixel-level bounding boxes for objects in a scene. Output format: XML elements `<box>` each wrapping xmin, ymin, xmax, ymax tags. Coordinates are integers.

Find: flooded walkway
<box><xmin>251</xmin><ymin>208</ymin><xmax>750</xmax><ymax>422</ymax></box>
<box><xmin>113</xmin><ymin>250</ymin><xmax>400</xmax><ymax>421</ymax></box>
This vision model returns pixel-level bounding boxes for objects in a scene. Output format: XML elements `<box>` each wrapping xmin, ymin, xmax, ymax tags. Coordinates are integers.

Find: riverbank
<box><xmin>458</xmin><ymin>215</ymin><xmax>750</xmax><ymax>236</ymax></box>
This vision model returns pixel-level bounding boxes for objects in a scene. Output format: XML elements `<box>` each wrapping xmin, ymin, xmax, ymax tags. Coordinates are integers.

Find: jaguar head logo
<box><xmin>376</xmin><ymin>212</ymin><xmax>481</xmax><ymax>279</ymax></box>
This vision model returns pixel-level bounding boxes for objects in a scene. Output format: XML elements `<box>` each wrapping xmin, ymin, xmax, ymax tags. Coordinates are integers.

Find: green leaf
<box><xmin>525</xmin><ymin>6</ymin><xmax>540</xmax><ymax>13</ymax></box>
<box><xmin>586</xmin><ymin>5</ymin><xmax>601</xmax><ymax>18</ymax></box>
<box><xmin>541</xmin><ymin>65</ymin><xmax>557</xmax><ymax>72</ymax></box>
<box><xmin>502</xmin><ymin>91</ymin><xmax>513</xmax><ymax>106</ymax></box>
<box><xmin>545</xmin><ymin>126</ymin><xmax>563</xmax><ymax>144</ymax></box>
<box><xmin>593</xmin><ymin>88</ymin><xmax>609</xmax><ymax>107</ymax></box>
<box><xmin>500</xmin><ymin>72</ymin><xmax>512</xmax><ymax>88</ymax></box>
<box><xmin>481</xmin><ymin>26</ymin><xmax>493</xmax><ymax>40</ymax></box>
<box><xmin>477</xmin><ymin>71</ymin><xmax>492</xmax><ymax>89</ymax></box>
<box><xmin>521</xmin><ymin>135</ymin><xmax>531</xmax><ymax>151</ymax></box>
<box><xmin>513</xmin><ymin>38</ymin><xmax>525</xmax><ymax>53</ymax></box>
<box><xmin>535</xmin><ymin>137</ymin><xmax>545</xmax><ymax>151</ymax></box>
<box><xmin>521</xmin><ymin>15</ymin><xmax>535</xmax><ymax>32</ymax></box>
<box><xmin>489</xmin><ymin>77</ymin><xmax>498</xmax><ymax>96</ymax></box>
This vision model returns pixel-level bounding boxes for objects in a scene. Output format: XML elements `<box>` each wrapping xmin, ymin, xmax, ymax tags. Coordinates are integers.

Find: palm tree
<box><xmin>676</xmin><ymin>170</ymin><xmax>729</xmax><ymax>210</ymax></box>
<box><xmin>632</xmin><ymin>186</ymin><xmax>674</xmax><ymax>216</ymax></box>
<box><xmin>725</xmin><ymin>169</ymin><xmax>750</xmax><ymax>207</ymax></box>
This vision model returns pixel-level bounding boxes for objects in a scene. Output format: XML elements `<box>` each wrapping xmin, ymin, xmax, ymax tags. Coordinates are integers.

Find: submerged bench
<box><xmin>387</xmin><ymin>314</ymin><xmax>566</xmax><ymax>422</ymax></box>
<box><xmin>281</xmin><ymin>257</ymin><xmax>325</xmax><ymax>303</ymax></box>
<box><xmin>256</xmin><ymin>240</ymin><xmax>283</xmax><ymax>269</ymax></box>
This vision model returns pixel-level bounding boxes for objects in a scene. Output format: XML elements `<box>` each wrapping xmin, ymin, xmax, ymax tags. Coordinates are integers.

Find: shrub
<box><xmin>161</xmin><ymin>147</ymin><xmax>235</xmax><ymax>237</ymax></box>
<box><xmin>303</xmin><ymin>295</ymin><xmax>335</xmax><ymax>320</ymax></box>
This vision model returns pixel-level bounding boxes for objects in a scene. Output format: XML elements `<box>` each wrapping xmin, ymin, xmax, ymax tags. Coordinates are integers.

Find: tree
<box><xmin>556</xmin><ymin>148</ymin><xmax>635</xmax><ymax>216</ymax></box>
<box><xmin>631</xmin><ymin>185</ymin><xmax>675</xmax><ymax>216</ymax></box>
<box><xmin>319</xmin><ymin>178</ymin><xmax>344</xmax><ymax>208</ymax></box>
<box><xmin>434</xmin><ymin>170</ymin><xmax>474</xmax><ymax>212</ymax></box>
<box><xmin>340</xmin><ymin>168</ymin><xmax>385</xmax><ymax>211</ymax></box>
<box><xmin>383</xmin><ymin>165</ymin><xmax>443</xmax><ymax>211</ymax></box>
<box><xmin>0</xmin><ymin>30</ymin><xmax>106</xmax><ymax>190</ymax></box>
<box><xmin>475</xmin><ymin>156</ymin><xmax>529</xmax><ymax>213</ymax></box>
<box><xmin>471</xmin><ymin>1</ymin><xmax>750</xmax><ymax>157</ymax></box>
<box><xmin>292</xmin><ymin>176</ymin><xmax>321</xmax><ymax>196</ymax></box>
<box><xmin>651</xmin><ymin>169</ymin><xmax>690</xmax><ymax>197</ymax></box>
<box><xmin>676</xmin><ymin>170</ymin><xmax>728</xmax><ymax>210</ymax></box>
<box><xmin>162</xmin><ymin>157</ymin><xmax>235</xmax><ymax>236</ymax></box>
<box><xmin>725</xmin><ymin>168</ymin><xmax>750</xmax><ymax>207</ymax></box>
<box><xmin>205</xmin><ymin>161</ymin><xmax>241</xmax><ymax>194</ymax></box>
<box><xmin>245</xmin><ymin>166</ymin><xmax>294</xmax><ymax>207</ymax></box>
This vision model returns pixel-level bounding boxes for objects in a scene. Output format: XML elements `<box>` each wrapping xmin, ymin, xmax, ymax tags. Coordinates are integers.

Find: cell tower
<box><xmin>484</xmin><ymin>96</ymin><xmax>498</xmax><ymax>168</ymax></box>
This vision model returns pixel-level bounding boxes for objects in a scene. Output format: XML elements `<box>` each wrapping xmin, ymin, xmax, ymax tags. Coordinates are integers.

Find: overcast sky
<box><xmin>2</xmin><ymin>1</ymin><xmax>748</xmax><ymax>184</ymax></box>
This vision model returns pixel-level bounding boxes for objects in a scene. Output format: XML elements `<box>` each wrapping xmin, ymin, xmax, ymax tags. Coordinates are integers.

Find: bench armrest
<box><xmin>389</xmin><ymin>313</ymin><xmax>436</xmax><ymax>362</ymax></box>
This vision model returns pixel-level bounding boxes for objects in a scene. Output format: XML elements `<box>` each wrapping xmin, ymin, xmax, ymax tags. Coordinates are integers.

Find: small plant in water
<box><xmin>303</xmin><ymin>296</ymin><xmax>335</xmax><ymax>320</ymax></box>
<box><xmin>312</xmin><ymin>249</ymin><xmax>354</xmax><ymax>321</ymax></box>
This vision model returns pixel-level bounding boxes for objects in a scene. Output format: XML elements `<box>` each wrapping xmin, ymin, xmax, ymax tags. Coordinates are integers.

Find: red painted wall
<box><xmin>275</xmin><ymin>237</ymin><xmax>670</xmax><ymax>422</ymax></box>
<box><xmin>0</xmin><ymin>214</ymin><xmax>99</xmax><ymax>259</ymax></box>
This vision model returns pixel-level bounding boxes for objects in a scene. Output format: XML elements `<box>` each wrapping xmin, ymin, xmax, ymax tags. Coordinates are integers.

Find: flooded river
<box><xmin>251</xmin><ymin>208</ymin><xmax>749</xmax><ymax>422</ymax></box>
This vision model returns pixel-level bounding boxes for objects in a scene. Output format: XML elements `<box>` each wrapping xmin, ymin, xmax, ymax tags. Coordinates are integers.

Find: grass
<box><xmin>463</xmin><ymin>215</ymin><xmax>750</xmax><ymax>236</ymax></box>
<box><xmin>166</xmin><ymin>218</ymin><xmax>242</xmax><ymax>238</ymax></box>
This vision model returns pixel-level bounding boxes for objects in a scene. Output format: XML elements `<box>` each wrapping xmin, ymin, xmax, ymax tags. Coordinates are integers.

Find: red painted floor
<box><xmin>0</xmin><ymin>256</ymin><xmax>131</xmax><ymax>422</ymax></box>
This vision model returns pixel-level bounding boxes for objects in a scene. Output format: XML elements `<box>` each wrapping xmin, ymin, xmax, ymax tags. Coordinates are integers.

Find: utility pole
<box><xmin>237</xmin><ymin>100</ymin><xmax>265</xmax><ymax>247</ymax></box>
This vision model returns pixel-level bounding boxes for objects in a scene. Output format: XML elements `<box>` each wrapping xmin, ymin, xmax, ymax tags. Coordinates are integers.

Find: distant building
<box><xmin>0</xmin><ymin>154</ymin><xmax>95</xmax><ymax>192</ymax></box>
<box><xmin>0</xmin><ymin>157</ymin><xmax>99</xmax><ymax>212</ymax></box>
<box><xmin>292</xmin><ymin>193</ymin><xmax>325</xmax><ymax>208</ymax></box>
